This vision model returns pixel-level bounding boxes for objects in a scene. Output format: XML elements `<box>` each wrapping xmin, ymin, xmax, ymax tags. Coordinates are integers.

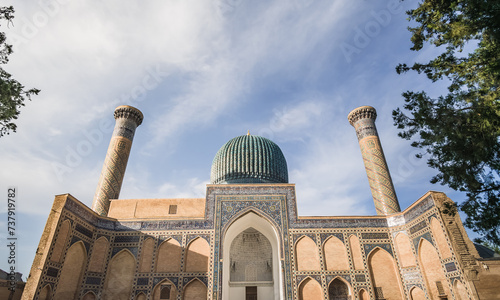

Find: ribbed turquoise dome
<box><xmin>211</xmin><ymin>134</ymin><xmax>288</xmax><ymax>184</ymax></box>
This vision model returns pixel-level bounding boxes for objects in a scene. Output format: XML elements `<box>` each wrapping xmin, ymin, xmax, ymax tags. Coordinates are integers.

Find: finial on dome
<box><xmin>247</xmin><ymin>130</ymin><xmax>250</xmax><ymax>136</ymax></box>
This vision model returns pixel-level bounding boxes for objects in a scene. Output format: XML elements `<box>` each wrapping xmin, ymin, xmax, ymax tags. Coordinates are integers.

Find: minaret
<box><xmin>91</xmin><ymin>105</ymin><xmax>143</xmax><ymax>216</ymax></box>
<box><xmin>348</xmin><ymin>106</ymin><xmax>400</xmax><ymax>215</ymax></box>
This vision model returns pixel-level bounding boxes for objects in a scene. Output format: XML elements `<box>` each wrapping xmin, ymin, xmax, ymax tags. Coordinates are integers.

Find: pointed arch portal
<box><xmin>222</xmin><ymin>211</ymin><xmax>283</xmax><ymax>300</ymax></box>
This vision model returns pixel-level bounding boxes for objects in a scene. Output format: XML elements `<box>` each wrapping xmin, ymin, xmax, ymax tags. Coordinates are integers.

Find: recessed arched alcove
<box><xmin>328</xmin><ymin>277</ymin><xmax>351</xmax><ymax>300</ymax></box>
<box><xmin>222</xmin><ymin>211</ymin><xmax>283</xmax><ymax>300</ymax></box>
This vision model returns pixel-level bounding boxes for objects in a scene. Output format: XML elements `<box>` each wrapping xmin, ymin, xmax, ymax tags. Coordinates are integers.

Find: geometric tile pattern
<box><xmin>92</xmin><ymin>106</ymin><xmax>143</xmax><ymax>216</ymax></box>
<box><xmin>31</xmin><ymin>186</ymin><xmax>474</xmax><ymax>300</ymax></box>
<box><xmin>348</xmin><ymin>106</ymin><xmax>401</xmax><ymax>215</ymax></box>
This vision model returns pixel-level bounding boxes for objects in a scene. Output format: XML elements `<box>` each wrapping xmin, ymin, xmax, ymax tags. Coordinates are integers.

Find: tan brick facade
<box><xmin>21</xmin><ymin>106</ymin><xmax>499</xmax><ymax>299</ymax></box>
<box><xmin>21</xmin><ymin>189</ymin><xmax>500</xmax><ymax>300</ymax></box>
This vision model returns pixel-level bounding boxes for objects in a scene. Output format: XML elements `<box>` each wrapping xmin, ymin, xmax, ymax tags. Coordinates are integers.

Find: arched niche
<box><xmin>358</xmin><ymin>288</ymin><xmax>369</xmax><ymax>300</ymax></box>
<box><xmin>88</xmin><ymin>236</ymin><xmax>109</xmax><ymax>273</ymax></box>
<box><xmin>410</xmin><ymin>286</ymin><xmax>426</xmax><ymax>300</ymax></box>
<box><xmin>139</xmin><ymin>237</ymin><xmax>155</xmax><ymax>273</ymax></box>
<box><xmin>453</xmin><ymin>280</ymin><xmax>469</xmax><ymax>300</ymax></box>
<box><xmin>156</xmin><ymin>238</ymin><xmax>182</xmax><ymax>272</ymax></box>
<box><xmin>328</xmin><ymin>277</ymin><xmax>351</xmax><ymax>300</ymax></box>
<box><xmin>430</xmin><ymin>218</ymin><xmax>452</xmax><ymax>259</ymax></box>
<box><xmin>82</xmin><ymin>291</ymin><xmax>96</xmax><ymax>300</ymax></box>
<box><xmin>39</xmin><ymin>284</ymin><xmax>52</xmax><ymax>300</ymax></box>
<box><xmin>185</xmin><ymin>237</ymin><xmax>210</xmax><ymax>272</ymax></box>
<box><xmin>102</xmin><ymin>249</ymin><xmax>136</xmax><ymax>299</ymax></box>
<box><xmin>295</xmin><ymin>236</ymin><xmax>321</xmax><ymax>271</ymax></box>
<box><xmin>230</xmin><ymin>227</ymin><xmax>273</xmax><ymax>282</ymax></box>
<box><xmin>348</xmin><ymin>234</ymin><xmax>364</xmax><ymax>270</ymax></box>
<box><xmin>136</xmin><ymin>292</ymin><xmax>147</xmax><ymax>300</ymax></box>
<box><xmin>153</xmin><ymin>278</ymin><xmax>178</xmax><ymax>300</ymax></box>
<box><xmin>222</xmin><ymin>211</ymin><xmax>283</xmax><ymax>300</ymax></box>
<box><xmin>298</xmin><ymin>277</ymin><xmax>323</xmax><ymax>300</ymax></box>
<box><xmin>50</xmin><ymin>220</ymin><xmax>71</xmax><ymax>262</ymax></box>
<box><xmin>395</xmin><ymin>232</ymin><xmax>416</xmax><ymax>268</ymax></box>
<box><xmin>323</xmin><ymin>236</ymin><xmax>349</xmax><ymax>270</ymax></box>
<box><xmin>183</xmin><ymin>278</ymin><xmax>207</xmax><ymax>300</ymax></box>
<box><xmin>367</xmin><ymin>247</ymin><xmax>403</xmax><ymax>300</ymax></box>
<box><xmin>53</xmin><ymin>241</ymin><xmax>87</xmax><ymax>300</ymax></box>
<box><xmin>418</xmin><ymin>238</ymin><xmax>450</xmax><ymax>300</ymax></box>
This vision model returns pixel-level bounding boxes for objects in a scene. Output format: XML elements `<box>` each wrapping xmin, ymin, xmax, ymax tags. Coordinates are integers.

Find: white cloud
<box><xmin>291</xmin><ymin>130</ymin><xmax>374</xmax><ymax>216</ymax></box>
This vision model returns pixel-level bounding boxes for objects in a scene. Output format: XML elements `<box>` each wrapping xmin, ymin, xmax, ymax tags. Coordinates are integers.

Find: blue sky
<box><xmin>0</xmin><ymin>0</ymin><xmax>474</xmax><ymax>278</ymax></box>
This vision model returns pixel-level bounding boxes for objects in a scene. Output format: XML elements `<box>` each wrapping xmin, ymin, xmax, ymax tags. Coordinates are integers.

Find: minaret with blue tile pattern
<box><xmin>348</xmin><ymin>106</ymin><xmax>400</xmax><ymax>215</ymax></box>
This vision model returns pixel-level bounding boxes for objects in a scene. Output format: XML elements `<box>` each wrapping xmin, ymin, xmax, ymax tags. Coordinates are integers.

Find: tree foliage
<box><xmin>0</xmin><ymin>6</ymin><xmax>39</xmax><ymax>138</ymax></box>
<box><xmin>394</xmin><ymin>0</ymin><xmax>500</xmax><ymax>245</ymax></box>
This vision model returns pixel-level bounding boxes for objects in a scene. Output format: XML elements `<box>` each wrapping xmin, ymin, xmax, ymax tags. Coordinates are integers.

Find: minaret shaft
<box><xmin>348</xmin><ymin>106</ymin><xmax>400</xmax><ymax>215</ymax></box>
<box><xmin>91</xmin><ymin>105</ymin><xmax>143</xmax><ymax>216</ymax></box>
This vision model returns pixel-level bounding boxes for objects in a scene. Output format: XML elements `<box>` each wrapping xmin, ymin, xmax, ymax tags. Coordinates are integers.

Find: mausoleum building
<box><xmin>22</xmin><ymin>105</ymin><xmax>500</xmax><ymax>300</ymax></box>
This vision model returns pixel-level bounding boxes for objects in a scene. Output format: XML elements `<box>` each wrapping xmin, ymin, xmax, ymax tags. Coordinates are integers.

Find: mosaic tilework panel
<box><xmin>293</xmin><ymin>233</ymin><xmax>317</xmax><ymax>244</ymax></box>
<box><xmin>445</xmin><ymin>262</ymin><xmax>457</xmax><ymax>272</ymax></box>
<box><xmin>111</xmin><ymin>246</ymin><xmax>138</xmax><ymax>258</ymax></box>
<box><xmin>136</xmin><ymin>278</ymin><xmax>149</xmax><ymax>286</ymax></box>
<box><xmin>404</xmin><ymin>195</ymin><xmax>435</xmax><ymax>223</ymax></box>
<box><xmin>46</xmin><ymin>267</ymin><xmax>59</xmax><ymax>278</ymax></box>
<box><xmin>409</xmin><ymin>220</ymin><xmax>427</xmax><ymax>235</ymax></box>
<box><xmin>158</xmin><ymin>235</ymin><xmax>182</xmax><ymax>245</ymax></box>
<box><xmin>320</xmin><ymin>233</ymin><xmax>343</xmax><ymax>244</ymax></box>
<box><xmin>209</xmin><ymin>185</ymin><xmax>292</xmax><ymax>220</ymax></box>
<box><xmin>326</xmin><ymin>274</ymin><xmax>351</xmax><ymax>284</ymax></box>
<box><xmin>363</xmin><ymin>243</ymin><xmax>393</xmax><ymax>256</ymax></box>
<box><xmin>114</xmin><ymin>235</ymin><xmax>140</xmax><ymax>243</ymax></box>
<box><xmin>85</xmin><ymin>277</ymin><xmax>102</xmax><ymax>285</ymax></box>
<box><xmin>112</xmin><ymin>117</ymin><xmax>140</xmax><ymax>141</ymax></box>
<box><xmin>427</xmin><ymin>213</ymin><xmax>437</xmax><ymax>222</ymax></box>
<box><xmin>70</xmin><ymin>237</ymin><xmax>90</xmax><ymax>253</ymax></box>
<box><xmin>219</xmin><ymin>198</ymin><xmax>282</xmax><ymax>229</ymax></box>
<box><xmin>75</xmin><ymin>223</ymin><xmax>94</xmax><ymax>238</ymax></box>
<box><xmin>361</xmin><ymin>232</ymin><xmax>388</xmax><ymax>239</ymax></box>
<box><xmin>135</xmin><ymin>290</ymin><xmax>148</xmax><ymax>297</ymax></box>
<box><xmin>450</xmin><ymin>276</ymin><xmax>463</xmax><ymax>285</ymax></box>
<box><xmin>153</xmin><ymin>277</ymin><xmax>180</xmax><ymax>289</ymax></box>
<box><xmin>186</xmin><ymin>234</ymin><xmax>210</xmax><ymax>244</ymax></box>
<box><xmin>354</xmin><ymin>120</ymin><xmax>378</xmax><ymax>140</ymax></box>
<box><xmin>401</xmin><ymin>269</ymin><xmax>421</xmax><ymax>282</ymax></box>
<box><xmin>296</xmin><ymin>275</ymin><xmax>321</xmax><ymax>285</ymax></box>
<box><xmin>293</xmin><ymin>217</ymin><xmax>388</xmax><ymax>229</ymax></box>
<box><xmin>413</xmin><ymin>232</ymin><xmax>434</xmax><ymax>252</ymax></box>
<box><xmin>184</xmin><ymin>276</ymin><xmax>208</xmax><ymax>287</ymax></box>
<box><xmin>207</xmin><ymin>185</ymin><xmax>390</xmax><ymax>230</ymax></box>
<box><xmin>355</xmin><ymin>274</ymin><xmax>366</xmax><ymax>282</ymax></box>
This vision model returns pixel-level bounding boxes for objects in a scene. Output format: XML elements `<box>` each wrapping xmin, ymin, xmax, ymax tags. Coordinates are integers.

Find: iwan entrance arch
<box><xmin>222</xmin><ymin>211</ymin><xmax>284</xmax><ymax>300</ymax></box>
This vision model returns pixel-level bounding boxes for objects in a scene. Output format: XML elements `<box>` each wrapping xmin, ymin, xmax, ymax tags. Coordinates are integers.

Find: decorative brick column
<box><xmin>348</xmin><ymin>106</ymin><xmax>400</xmax><ymax>215</ymax></box>
<box><xmin>91</xmin><ymin>105</ymin><xmax>143</xmax><ymax>216</ymax></box>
